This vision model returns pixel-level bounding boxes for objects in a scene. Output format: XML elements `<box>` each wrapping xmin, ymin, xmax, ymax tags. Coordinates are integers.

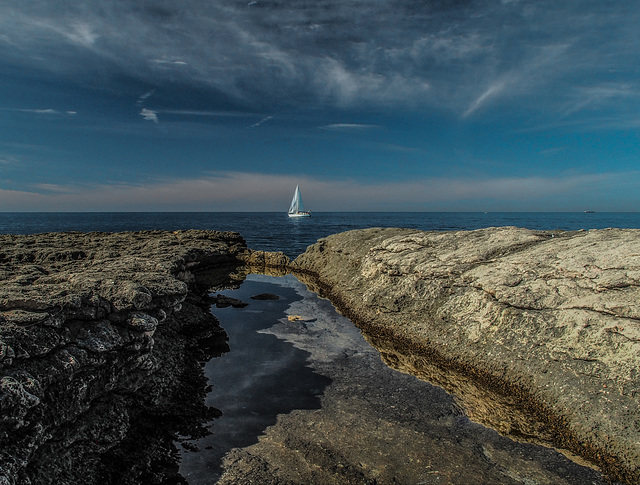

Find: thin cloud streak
<box><xmin>140</xmin><ymin>108</ymin><xmax>158</xmax><ymax>123</ymax></box>
<box><xmin>0</xmin><ymin>155</ymin><xmax>20</xmax><ymax>165</ymax></box>
<box><xmin>151</xmin><ymin>59</ymin><xmax>188</xmax><ymax>66</ymax></box>
<box><xmin>249</xmin><ymin>116</ymin><xmax>273</xmax><ymax>128</ymax></box>
<box><xmin>463</xmin><ymin>81</ymin><xmax>508</xmax><ymax>118</ymax></box>
<box><xmin>462</xmin><ymin>43</ymin><xmax>571</xmax><ymax>118</ymax></box>
<box><xmin>137</xmin><ymin>90</ymin><xmax>155</xmax><ymax>105</ymax></box>
<box><xmin>319</xmin><ymin>124</ymin><xmax>380</xmax><ymax>131</ymax></box>
<box><xmin>161</xmin><ymin>110</ymin><xmax>260</xmax><ymax>118</ymax></box>
<box><xmin>1</xmin><ymin>107</ymin><xmax>77</xmax><ymax>117</ymax></box>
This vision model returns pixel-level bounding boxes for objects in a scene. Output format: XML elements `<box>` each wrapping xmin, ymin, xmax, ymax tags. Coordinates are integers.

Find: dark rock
<box><xmin>126</xmin><ymin>312</ymin><xmax>159</xmax><ymax>332</ymax></box>
<box><xmin>250</xmin><ymin>293</ymin><xmax>280</xmax><ymax>301</ymax></box>
<box><xmin>0</xmin><ymin>230</ymin><xmax>246</xmax><ymax>484</ymax></box>
<box><xmin>211</xmin><ymin>294</ymin><xmax>249</xmax><ymax>308</ymax></box>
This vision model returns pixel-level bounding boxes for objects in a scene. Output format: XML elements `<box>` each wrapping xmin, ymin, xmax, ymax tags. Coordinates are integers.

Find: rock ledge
<box><xmin>290</xmin><ymin>226</ymin><xmax>640</xmax><ymax>484</ymax></box>
<box><xmin>0</xmin><ymin>230</ymin><xmax>246</xmax><ymax>484</ymax></box>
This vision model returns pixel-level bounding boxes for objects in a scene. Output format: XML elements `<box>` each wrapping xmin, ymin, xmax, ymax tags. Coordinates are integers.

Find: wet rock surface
<box><xmin>214</xmin><ymin>275</ymin><xmax>610</xmax><ymax>485</ymax></box>
<box><xmin>211</xmin><ymin>294</ymin><xmax>249</xmax><ymax>308</ymax></box>
<box><xmin>290</xmin><ymin>227</ymin><xmax>640</xmax><ymax>484</ymax></box>
<box><xmin>0</xmin><ymin>230</ymin><xmax>247</xmax><ymax>484</ymax></box>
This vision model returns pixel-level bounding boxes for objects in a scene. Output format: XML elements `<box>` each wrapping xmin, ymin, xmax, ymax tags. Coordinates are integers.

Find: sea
<box><xmin>0</xmin><ymin>211</ymin><xmax>638</xmax><ymax>258</ymax></box>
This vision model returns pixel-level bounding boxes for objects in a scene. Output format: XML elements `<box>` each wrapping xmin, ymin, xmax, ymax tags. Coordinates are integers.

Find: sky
<box><xmin>1</xmin><ymin>0</ymin><xmax>639</xmax><ymax>212</ymax></box>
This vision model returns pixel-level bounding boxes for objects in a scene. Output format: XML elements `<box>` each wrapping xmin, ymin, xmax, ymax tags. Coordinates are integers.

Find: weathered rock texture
<box><xmin>291</xmin><ymin>227</ymin><xmax>640</xmax><ymax>484</ymax></box>
<box><xmin>0</xmin><ymin>230</ymin><xmax>247</xmax><ymax>484</ymax></box>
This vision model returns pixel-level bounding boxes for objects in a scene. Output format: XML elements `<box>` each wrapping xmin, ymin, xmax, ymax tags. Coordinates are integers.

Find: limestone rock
<box><xmin>241</xmin><ymin>249</ymin><xmax>290</xmax><ymax>269</ymax></box>
<box><xmin>292</xmin><ymin>226</ymin><xmax>640</xmax><ymax>484</ymax></box>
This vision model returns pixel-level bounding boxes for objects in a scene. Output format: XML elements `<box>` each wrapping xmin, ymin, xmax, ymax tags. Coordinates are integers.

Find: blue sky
<box><xmin>1</xmin><ymin>0</ymin><xmax>639</xmax><ymax>211</ymax></box>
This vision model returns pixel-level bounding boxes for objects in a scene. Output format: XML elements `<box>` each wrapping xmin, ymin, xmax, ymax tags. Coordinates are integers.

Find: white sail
<box><xmin>288</xmin><ymin>185</ymin><xmax>310</xmax><ymax>217</ymax></box>
<box><xmin>289</xmin><ymin>185</ymin><xmax>304</xmax><ymax>213</ymax></box>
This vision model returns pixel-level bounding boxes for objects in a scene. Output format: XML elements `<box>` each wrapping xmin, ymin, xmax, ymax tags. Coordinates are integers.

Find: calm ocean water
<box><xmin>1</xmin><ymin>211</ymin><xmax>639</xmax><ymax>258</ymax></box>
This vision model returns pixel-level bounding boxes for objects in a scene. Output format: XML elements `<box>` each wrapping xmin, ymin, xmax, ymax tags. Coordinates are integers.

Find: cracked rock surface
<box><xmin>0</xmin><ymin>230</ymin><xmax>246</xmax><ymax>484</ymax></box>
<box><xmin>291</xmin><ymin>226</ymin><xmax>640</xmax><ymax>484</ymax></box>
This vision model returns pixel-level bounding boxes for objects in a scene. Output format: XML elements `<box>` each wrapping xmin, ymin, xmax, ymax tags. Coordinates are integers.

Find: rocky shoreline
<box><xmin>0</xmin><ymin>230</ymin><xmax>247</xmax><ymax>484</ymax></box>
<box><xmin>1</xmin><ymin>227</ymin><xmax>639</xmax><ymax>484</ymax></box>
<box><xmin>287</xmin><ymin>227</ymin><xmax>640</xmax><ymax>484</ymax></box>
<box><xmin>212</xmin><ymin>274</ymin><xmax>611</xmax><ymax>485</ymax></box>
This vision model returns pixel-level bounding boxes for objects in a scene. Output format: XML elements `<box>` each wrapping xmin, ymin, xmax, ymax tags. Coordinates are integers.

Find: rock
<box><xmin>127</xmin><ymin>312</ymin><xmax>159</xmax><ymax>333</ymax></box>
<box><xmin>0</xmin><ymin>373</ymin><xmax>40</xmax><ymax>425</ymax></box>
<box><xmin>286</xmin><ymin>314</ymin><xmax>316</xmax><ymax>322</ymax></box>
<box><xmin>0</xmin><ymin>230</ymin><xmax>246</xmax><ymax>484</ymax></box>
<box><xmin>250</xmin><ymin>293</ymin><xmax>280</xmax><ymax>300</ymax></box>
<box><xmin>211</xmin><ymin>294</ymin><xmax>249</xmax><ymax>308</ymax></box>
<box><xmin>291</xmin><ymin>227</ymin><xmax>640</xmax><ymax>484</ymax></box>
<box><xmin>241</xmin><ymin>250</ymin><xmax>290</xmax><ymax>269</ymax></box>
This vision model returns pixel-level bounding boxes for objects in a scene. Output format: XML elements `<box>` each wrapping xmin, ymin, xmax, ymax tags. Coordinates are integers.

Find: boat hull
<box><xmin>288</xmin><ymin>212</ymin><xmax>311</xmax><ymax>218</ymax></box>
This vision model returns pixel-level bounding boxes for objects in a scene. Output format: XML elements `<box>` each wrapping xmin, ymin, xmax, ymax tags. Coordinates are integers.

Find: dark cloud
<box><xmin>1</xmin><ymin>0</ymin><xmax>639</xmax><ymax>118</ymax></box>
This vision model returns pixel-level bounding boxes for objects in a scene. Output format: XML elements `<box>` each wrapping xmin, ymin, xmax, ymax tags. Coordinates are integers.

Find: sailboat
<box><xmin>288</xmin><ymin>185</ymin><xmax>311</xmax><ymax>217</ymax></box>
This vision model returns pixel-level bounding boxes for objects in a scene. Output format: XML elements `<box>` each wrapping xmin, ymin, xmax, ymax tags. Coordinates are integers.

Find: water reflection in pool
<box><xmin>179</xmin><ymin>274</ymin><xmax>611</xmax><ymax>485</ymax></box>
<box><xmin>178</xmin><ymin>275</ymin><xmax>331</xmax><ymax>483</ymax></box>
